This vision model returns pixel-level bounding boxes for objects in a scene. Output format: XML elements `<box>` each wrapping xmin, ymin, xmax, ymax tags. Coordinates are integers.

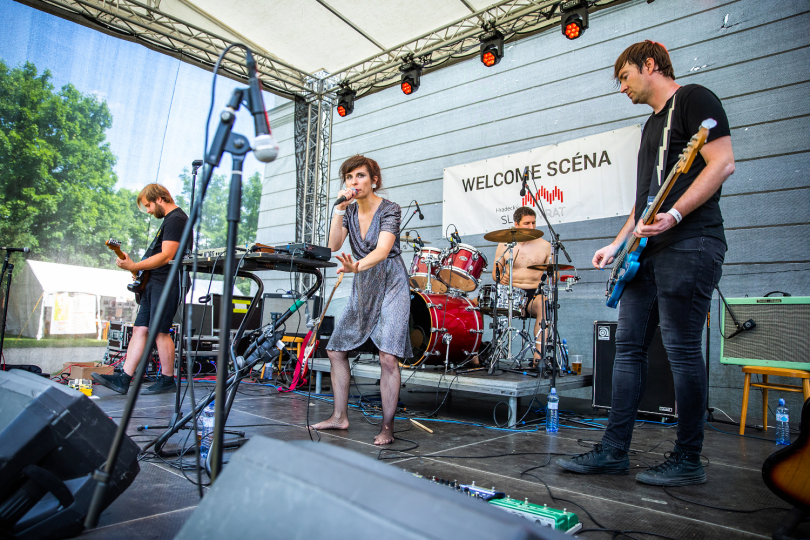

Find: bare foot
<box><xmin>310</xmin><ymin>415</ymin><xmax>349</xmax><ymax>431</ymax></box>
<box><xmin>374</xmin><ymin>426</ymin><xmax>394</xmax><ymax>445</ymax></box>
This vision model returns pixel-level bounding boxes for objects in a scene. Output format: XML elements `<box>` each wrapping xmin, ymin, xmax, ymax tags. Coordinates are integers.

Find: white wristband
<box><xmin>334</xmin><ymin>208</ymin><xmax>346</xmax><ymax>216</ymax></box>
<box><xmin>667</xmin><ymin>208</ymin><xmax>682</xmax><ymax>224</ymax></box>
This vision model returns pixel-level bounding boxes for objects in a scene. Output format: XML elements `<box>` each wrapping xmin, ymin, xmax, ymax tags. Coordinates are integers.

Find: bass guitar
<box><xmin>605</xmin><ymin>118</ymin><xmax>716</xmax><ymax>308</ymax></box>
<box><xmin>282</xmin><ymin>273</ymin><xmax>343</xmax><ymax>392</ymax></box>
<box><xmin>105</xmin><ymin>238</ymin><xmax>149</xmax><ymax>304</ymax></box>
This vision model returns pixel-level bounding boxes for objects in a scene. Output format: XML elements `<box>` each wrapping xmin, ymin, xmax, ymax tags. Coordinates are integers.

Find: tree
<box><xmin>0</xmin><ymin>61</ymin><xmax>150</xmax><ymax>266</ymax></box>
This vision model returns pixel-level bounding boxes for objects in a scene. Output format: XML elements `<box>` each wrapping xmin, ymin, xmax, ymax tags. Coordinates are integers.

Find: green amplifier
<box><xmin>719</xmin><ymin>296</ymin><xmax>810</xmax><ymax>371</ymax></box>
<box><xmin>489</xmin><ymin>496</ymin><xmax>581</xmax><ymax>533</ymax></box>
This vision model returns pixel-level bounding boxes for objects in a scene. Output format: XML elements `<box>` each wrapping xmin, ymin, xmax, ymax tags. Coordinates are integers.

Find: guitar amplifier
<box><xmin>592</xmin><ymin>321</ymin><xmax>677</xmax><ymax>418</ymax></box>
<box><xmin>720</xmin><ymin>296</ymin><xmax>810</xmax><ymax>370</ymax></box>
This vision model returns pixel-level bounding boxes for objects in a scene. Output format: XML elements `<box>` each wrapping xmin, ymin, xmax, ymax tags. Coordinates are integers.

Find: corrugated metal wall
<box><xmin>257</xmin><ymin>0</ymin><xmax>809</xmax><ymax>415</ymax></box>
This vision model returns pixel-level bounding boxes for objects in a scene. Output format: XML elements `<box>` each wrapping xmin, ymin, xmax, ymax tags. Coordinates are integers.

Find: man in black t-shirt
<box><xmin>557</xmin><ymin>41</ymin><xmax>735</xmax><ymax>485</ymax></box>
<box><xmin>93</xmin><ymin>184</ymin><xmax>189</xmax><ymax>395</ymax></box>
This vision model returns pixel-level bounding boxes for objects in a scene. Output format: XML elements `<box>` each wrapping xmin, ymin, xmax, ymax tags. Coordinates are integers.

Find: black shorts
<box><xmin>521</xmin><ymin>287</ymin><xmax>541</xmax><ymax>316</ymax></box>
<box><xmin>134</xmin><ymin>278</ymin><xmax>180</xmax><ymax>334</ymax></box>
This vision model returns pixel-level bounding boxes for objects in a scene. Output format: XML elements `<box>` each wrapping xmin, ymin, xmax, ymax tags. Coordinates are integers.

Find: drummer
<box><xmin>492</xmin><ymin>206</ymin><xmax>552</xmax><ymax>365</ymax></box>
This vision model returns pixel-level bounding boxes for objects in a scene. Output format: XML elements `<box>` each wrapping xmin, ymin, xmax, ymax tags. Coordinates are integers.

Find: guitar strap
<box><xmin>141</xmin><ymin>221</ymin><xmax>165</xmax><ymax>261</ymax></box>
<box><xmin>647</xmin><ymin>88</ymin><xmax>679</xmax><ymax>206</ymax></box>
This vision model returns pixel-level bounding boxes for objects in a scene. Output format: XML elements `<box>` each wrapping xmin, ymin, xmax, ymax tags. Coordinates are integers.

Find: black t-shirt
<box><xmin>145</xmin><ymin>207</ymin><xmax>188</xmax><ymax>282</ymax></box>
<box><xmin>635</xmin><ymin>84</ymin><xmax>731</xmax><ymax>257</ymax></box>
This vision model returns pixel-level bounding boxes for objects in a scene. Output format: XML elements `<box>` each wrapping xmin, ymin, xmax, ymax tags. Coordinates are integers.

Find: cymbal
<box><xmin>399</xmin><ymin>234</ymin><xmax>430</xmax><ymax>244</ymax></box>
<box><xmin>528</xmin><ymin>263</ymin><xmax>575</xmax><ymax>272</ymax></box>
<box><xmin>483</xmin><ymin>228</ymin><xmax>544</xmax><ymax>243</ymax></box>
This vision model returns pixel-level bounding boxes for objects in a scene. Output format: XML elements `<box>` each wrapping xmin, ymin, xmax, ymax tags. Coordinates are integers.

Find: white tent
<box><xmin>7</xmin><ymin>260</ymin><xmax>136</xmax><ymax>339</ymax></box>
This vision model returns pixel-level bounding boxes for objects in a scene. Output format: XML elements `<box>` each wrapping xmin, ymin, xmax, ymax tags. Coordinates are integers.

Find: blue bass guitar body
<box><xmin>605</xmin><ymin>237</ymin><xmax>647</xmax><ymax>308</ymax></box>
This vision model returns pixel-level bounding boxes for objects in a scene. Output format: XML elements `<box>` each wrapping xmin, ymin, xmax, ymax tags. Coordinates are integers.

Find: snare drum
<box><xmin>478</xmin><ymin>284</ymin><xmax>527</xmax><ymax>317</ymax></box>
<box><xmin>438</xmin><ymin>243</ymin><xmax>488</xmax><ymax>292</ymax></box>
<box><xmin>403</xmin><ymin>291</ymin><xmax>483</xmax><ymax>368</ymax></box>
<box><xmin>408</xmin><ymin>247</ymin><xmax>447</xmax><ymax>293</ymax></box>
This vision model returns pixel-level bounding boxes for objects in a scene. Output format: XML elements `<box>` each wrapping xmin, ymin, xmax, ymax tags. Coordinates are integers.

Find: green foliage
<box><xmin>0</xmin><ymin>60</ymin><xmax>153</xmax><ymax>266</ymax></box>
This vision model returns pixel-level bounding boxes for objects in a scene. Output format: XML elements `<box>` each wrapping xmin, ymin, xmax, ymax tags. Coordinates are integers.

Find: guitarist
<box><xmin>93</xmin><ymin>184</ymin><xmax>188</xmax><ymax>395</ymax></box>
<box><xmin>557</xmin><ymin>41</ymin><xmax>735</xmax><ymax>485</ymax></box>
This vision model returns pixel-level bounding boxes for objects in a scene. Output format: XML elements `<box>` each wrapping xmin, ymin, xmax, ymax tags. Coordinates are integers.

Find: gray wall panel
<box><xmin>258</xmin><ymin>0</ymin><xmax>810</xmax><ymax>418</ymax></box>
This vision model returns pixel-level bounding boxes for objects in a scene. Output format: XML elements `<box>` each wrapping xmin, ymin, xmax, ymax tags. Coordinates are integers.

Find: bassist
<box><xmin>94</xmin><ymin>184</ymin><xmax>188</xmax><ymax>395</ymax></box>
<box><xmin>557</xmin><ymin>41</ymin><xmax>735</xmax><ymax>485</ymax></box>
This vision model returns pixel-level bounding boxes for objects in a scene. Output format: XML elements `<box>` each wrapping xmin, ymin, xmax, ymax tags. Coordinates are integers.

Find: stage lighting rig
<box><xmin>336</xmin><ymin>87</ymin><xmax>356</xmax><ymax>117</ymax></box>
<box><xmin>561</xmin><ymin>0</ymin><xmax>589</xmax><ymax>40</ymax></box>
<box><xmin>480</xmin><ymin>30</ymin><xmax>504</xmax><ymax>67</ymax></box>
<box><xmin>400</xmin><ymin>63</ymin><xmax>422</xmax><ymax>95</ymax></box>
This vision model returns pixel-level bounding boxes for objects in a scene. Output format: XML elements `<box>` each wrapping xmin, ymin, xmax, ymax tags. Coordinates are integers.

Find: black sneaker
<box><xmin>142</xmin><ymin>375</ymin><xmax>177</xmax><ymax>395</ymax></box>
<box><xmin>92</xmin><ymin>372</ymin><xmax>132</xmax><ymax>395</ymax></box>
<box><xmin>556</xmin><ymin>443</ymin><xmax>629</xmax><ymax>474</ymax></box>
<box><xmin>636</xmin><ymin>446</ymin><xmax>706</xmax><ymax>486</ymax></box>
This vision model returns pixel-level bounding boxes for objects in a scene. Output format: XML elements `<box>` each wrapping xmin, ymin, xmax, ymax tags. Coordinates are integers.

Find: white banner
<box><xmin>51</xmin><ymin>292</ymin><xmax>97</xmax><ymax>334</ymax></box>
<box><xmin>442</xmin><ymin>125</ymin><xmax>641</xmax><ymax>236</ymax></box>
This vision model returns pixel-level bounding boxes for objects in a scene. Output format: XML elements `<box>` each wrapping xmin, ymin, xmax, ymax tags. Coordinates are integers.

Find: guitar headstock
<box><xmin>335</xmin><ymin>272</ymin><xmax>344</xmax><ymax>285</ymax></box>
<box><xmin>106</xmin><ymin>238</ymin><xmax>121</xmax><ymax>249</ymax></box>
<box><xmin>674</xmin><ymin>118</ymin><xmax>717</xmax><ymax>175</ymax></box>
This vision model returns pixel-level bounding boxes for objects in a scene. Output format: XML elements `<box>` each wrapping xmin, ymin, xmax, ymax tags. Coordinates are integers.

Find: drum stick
<box><xmin>410</xmin><ymin>418</ymin><xmax>434</xmax><ymax>433</ymax></box>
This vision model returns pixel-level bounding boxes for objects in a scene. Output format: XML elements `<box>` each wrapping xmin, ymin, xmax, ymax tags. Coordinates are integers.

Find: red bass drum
<box><xmin>403</xmin><ymin>291</ymin><xmax>483</xmax><ymax>368</ymax></box>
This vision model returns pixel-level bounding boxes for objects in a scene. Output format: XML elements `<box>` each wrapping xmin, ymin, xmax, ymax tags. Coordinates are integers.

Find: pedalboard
<box><xmin>414</xmin><ymin>474</ymin><xmax>581</xmax><ymax>534</ymax></box>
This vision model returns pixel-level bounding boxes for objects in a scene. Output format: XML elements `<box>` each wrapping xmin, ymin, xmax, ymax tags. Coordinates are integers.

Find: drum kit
<box><xmin>401</xmin><ymin>227</ymin><xmax>580</xmax><ymax>378</ymax></box>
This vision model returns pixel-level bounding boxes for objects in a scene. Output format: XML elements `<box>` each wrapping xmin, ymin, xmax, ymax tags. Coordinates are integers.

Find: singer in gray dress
<box><xmin>311</xmin><ymin>155</ymin><xmax>411</xmax><ymax>445</ymax></box>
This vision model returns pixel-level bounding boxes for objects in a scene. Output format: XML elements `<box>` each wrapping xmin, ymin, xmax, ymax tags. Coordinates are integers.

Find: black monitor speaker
<box><xmin>0</xmin><ymin>370</ymin><xmax>140</xmax><ymax>539</ymax></box>
<box><xmin>174</xmin><ymin>436</ymin><xmax>563</xmax><ymax>540</ymax></box>
<box><xmin>592</xmin><ymin>321</ymin><xmax>677</xmax><ymax>418</ymax></box>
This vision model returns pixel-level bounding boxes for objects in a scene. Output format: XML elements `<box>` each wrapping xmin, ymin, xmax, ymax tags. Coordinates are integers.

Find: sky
<box><xmin>0</xmin><ymin>0</ymin><xmax>286</xmax><ymax>198</ymax></box>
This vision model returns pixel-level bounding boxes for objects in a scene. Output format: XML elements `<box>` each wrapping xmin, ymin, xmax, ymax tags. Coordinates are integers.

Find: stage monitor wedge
<box><xmin>175</xmin><ymin>436</ymin><xmax>564</xmax><ymax>540</ymax></box>
<box><xmin>0</xmin><ymin>369</ymin><xmax>140</xmax><ymax>540</ymax></box>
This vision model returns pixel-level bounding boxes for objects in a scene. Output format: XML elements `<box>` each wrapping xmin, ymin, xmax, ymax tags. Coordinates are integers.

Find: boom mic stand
<box><xmin>0</xmin><ymin>249</ymin><xmax>23</xmax><ymax>360</ymax></box>
<box><xmin>523</xmin><ymin>171</ymin><xmax>573</xmax><ymax>390</ymax></box>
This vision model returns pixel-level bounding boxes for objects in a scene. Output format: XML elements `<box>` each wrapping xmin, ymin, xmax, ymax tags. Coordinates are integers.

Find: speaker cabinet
<box><xmin>0</xmin><ymin>370</ymin><xmax>140</xmax><ymax>540</ymax></box>
<box><xmin>720</xmin><ymin>296</ymin><xmax>810</xmax><ymax>371</ymax></box>
<box><xmin>175</xmin><ymin>436</ymin><xmax>562</xmax><ymax>540</ymax></box>
<box><xmin>592</xmin><ymin>321</ymin><xmax>677</xmax><ymax>418</ymax></box>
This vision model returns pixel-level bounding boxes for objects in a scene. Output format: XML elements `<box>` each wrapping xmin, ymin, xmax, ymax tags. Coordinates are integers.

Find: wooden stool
<box><xmin>740</xmin><ymin>366</ymin><xmax>810</xmax><ymax>435</ymax></box>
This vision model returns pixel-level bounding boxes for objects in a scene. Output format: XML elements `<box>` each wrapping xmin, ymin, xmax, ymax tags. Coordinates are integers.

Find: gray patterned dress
<box><xmin>327</xmin><ymin>198</ymin><xmax>413</xmax><ymax>359</ymax></box>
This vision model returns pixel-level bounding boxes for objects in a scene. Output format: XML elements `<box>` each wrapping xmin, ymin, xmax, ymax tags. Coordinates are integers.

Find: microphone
<box><xmin>519</xmin><ymin>166</ymin><xmax>529</xmax><ymax>197</ymax></box>
<box><xmin>244</xmin><ymin>49</ymin><xmax>279</xmax><ymax>163</ymax></box>
<box><xmin>236</xmin><ymin>328</ymin><xmax>285</xmax><ymax>370</ymax></box>
<box><xmin>416</xmin><ymin>232</ymin><xmax>425</xmax><ymax>248</ymax></box>
<box><xmin>334</xmin><ymin>188</ymin><xmax>358</xmax><ymax>206</ymax></box>
<box><xmin>726</xmin><ymin>319</ymin><xmax>756</xmax><ymax>340</ymax></box>
<box><xmin>1</xmin><ymin>247</ymin><xmax>30</xmax><ymax>253</ymax></box>
<box><xmin>414</xmin><ymin>201</ymin><xmax>424</xmax><ymax>220</ymax></box>
<box><xmin>191</xmin><ymin>159</ymin><xmax>203</xmax><ymax>171</ymax></box>
<box><xmin>451</xmin><ymin>228</ymin><xmax>462</xmax><ymax>244</ymax></box>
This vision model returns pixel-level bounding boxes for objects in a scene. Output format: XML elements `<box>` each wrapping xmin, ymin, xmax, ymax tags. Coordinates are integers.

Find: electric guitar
<box><xmin>762</xmin><ymin>397</ymin><xmax>810</xmax><ymax>512</ymax></box>
<box><xmin>605</xmin><ymin>118</ymin><xmax>716</xmax><ymax>308</ymax></box>
<box><xmin>282</xmin><ymin>273</ymin><xmax>343</xmax><ymax>392</ymax></box>
<box><xmin>105</xmin><ymin>239</ymin><xmax>149</xmax><ymax>305</ymax></box>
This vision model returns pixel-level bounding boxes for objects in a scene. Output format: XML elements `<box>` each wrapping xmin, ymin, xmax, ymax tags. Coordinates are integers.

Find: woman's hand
<box><xmin>336</xmin><ymin>252</ymin><xmax>360</xmax><ymax>274</ymax></box>
<box><xmin>336</xmin><ymin>188</ymin><xmax>357</xmax><ymax>211</ymax></box>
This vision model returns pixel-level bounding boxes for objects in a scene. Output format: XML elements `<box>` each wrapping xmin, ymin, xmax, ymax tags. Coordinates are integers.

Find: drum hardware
<box><xmin>400</xmin><ymin>234</ymin><xmax>430</xmax><ymax>245</ymax></box>
<box><xmin>431</xmin><ymin>327</ymin><xmax>448</xmax><ymax>333</ymax></box>
<box><xmin>465</xmin><ymin>306</ymin><xmax>479</xmax><ymax>312</ymax></box>
<box><xmin>426</xmin><ymin>302</ymin><xmax>443</xmax><ymax>309</ymax></box>
<box><xmin>468</xmin><ymin>329</ymin><xmax>484</xmax><ymax>334</ymax></box>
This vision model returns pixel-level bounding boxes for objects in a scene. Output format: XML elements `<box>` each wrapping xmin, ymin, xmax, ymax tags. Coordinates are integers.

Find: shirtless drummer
<box><xmin>492</xmin><ymin>206</ymin><xmax>552</xmax><ymax>366</ymax></box>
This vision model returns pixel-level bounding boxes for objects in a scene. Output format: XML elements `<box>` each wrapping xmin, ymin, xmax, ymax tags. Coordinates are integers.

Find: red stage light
<box><xmin>564</xmin><ymin>21</ymin><xmax>582</xmax><ymax>39</ymax></box>
<box><xmin>401</xmin><ymin>81</ymin><xmax>413</xmax><ymax>95</ymax></box>
<box><xmin>337</xmin><ymin>105</ymin><xmax>347</xmax><ymax>117</ymax></box>
<box><xmin>482</xmin><ymin>51</ymin><xmax>497</xmax><ymax>67</ymax></box>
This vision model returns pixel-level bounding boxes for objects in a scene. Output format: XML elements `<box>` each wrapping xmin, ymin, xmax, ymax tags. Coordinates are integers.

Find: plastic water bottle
<box><xmin>546</xmin><ymin>388</ymin><xmax>559</xmax><ymax>433</ymax></box>
<box><xmin>775</xmin><ymin>399</ymin><xmax>790</xmax><ymax>446</ymax></box>
<box><xmin>198</xmin><ymin>401</ymin><xmax>216</xmax><ymax>461</ymax></box>
<box><xmin>562</xmin><ymin>339</ymin><xmax>570</xmax><ymax>366</ymax></box>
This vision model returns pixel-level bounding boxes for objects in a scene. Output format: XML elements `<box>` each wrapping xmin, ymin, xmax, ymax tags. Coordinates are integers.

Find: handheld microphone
<box><xmin>334</xmin><ymin>188</ymin><xmax>358</xmax><ymax>206</ymax></box>
<box><xmin>519</xmin><ymin>166</ymin><xmax>529</xmax><ymax>197</ymax></box>
<box><xmin>1</xmin><ymin>247</ymin><xmax>30</xmax><ymax>253</ymax></box>
<box><xmin>414</xmin><ymin>200</ymin><xmax>424</xmax><ymax>220</ymax></box>
<box><xmin>191</xmin><ymin>159</ymin><xmax>203</xmax><ymax>172</ymax></box>
<box><xmin>245</xmin><ymin>49</ymin><xmax>279</xmax><ymax>163</ymax></box>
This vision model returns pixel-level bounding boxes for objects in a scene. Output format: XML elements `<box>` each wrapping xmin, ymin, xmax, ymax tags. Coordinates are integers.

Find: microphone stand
<box><xmin>525</xmin><ymin>173</ymin><xmax>572</xmax><ymax>389</ymax></box>
<box><xmin>84</xmin><ymin>85</ymin><xmax>250</xmax><ymax>529</ymax></box>
<box><xmin>0</xmin><ymin>250</ymin><xmax>17</xmax><ymax>360</ymax></box>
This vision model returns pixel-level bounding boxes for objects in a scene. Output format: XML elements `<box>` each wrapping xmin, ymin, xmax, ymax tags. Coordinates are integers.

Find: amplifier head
<box><xmin>720</xmin><ymin>296</ymin><xmax>810</xmax><ymax>370</ymax></box>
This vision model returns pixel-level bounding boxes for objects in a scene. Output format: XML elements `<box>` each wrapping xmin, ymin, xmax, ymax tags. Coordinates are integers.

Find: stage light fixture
<box><xmin>336</xmin><ymin>87</ymin><xmax>356</xmax><ymax>117</ymax></box>
<box><xmin>480</xmin><ymin>30</ymin><xmax>504</xmax><ymax>67</ymax></box>
<box><xmin>561</xmin><ymin>0</ymin><xmax>589</xmax><ymax>40</ymax></box>
<box><xmin>400</xmin><ymin>63</ymin><xmax>422</xmax><ymax>95</ymax></box>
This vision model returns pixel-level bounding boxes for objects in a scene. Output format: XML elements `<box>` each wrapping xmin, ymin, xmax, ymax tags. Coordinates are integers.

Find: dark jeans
<box><xmin>602</xmin><ymin>236</ymin><xmax>725</xmax><ymax>456</ymax></box>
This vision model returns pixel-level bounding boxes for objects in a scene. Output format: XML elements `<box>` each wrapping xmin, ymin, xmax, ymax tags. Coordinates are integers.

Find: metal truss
<box><xmin>332</xmin><ymin>0</ymin><xmax>621</xmax><ymax>96</ymax></box>
<box><xmin>26</xmin><ymin>0</ymin><xmax>312</xmax><ymax>98</ymax></box>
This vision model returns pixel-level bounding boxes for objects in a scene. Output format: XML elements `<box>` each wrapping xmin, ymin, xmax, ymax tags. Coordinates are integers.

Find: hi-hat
<box><xmin>528</xmin><ymin>263</ymin><xmax>575</xmax><ymax>272</ymax></box>
<box><xmin>483</xmin><ymin>228</ymin><xmax>544</xmax><ymax>243</ymax></box>
<box><xmin>399</xmin><ymin>234</ymin><xmax>430</xmax><ymax>244</ymax></box>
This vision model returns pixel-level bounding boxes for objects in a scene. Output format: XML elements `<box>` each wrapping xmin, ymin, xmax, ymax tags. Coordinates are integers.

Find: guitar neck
<box><xmin>312</xmin><ymin>275</ymin><xmax>344</xmax><ymax>335</ymax></box>
<box><xmin>107</xmin><ymin>244</ymin><xmax>139</xmax><ymax>280</ymax></box>
<box><xmin>624</xmin><ymin>161</ymin><xmax>684</xmax><ymax>255</ymax></box>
